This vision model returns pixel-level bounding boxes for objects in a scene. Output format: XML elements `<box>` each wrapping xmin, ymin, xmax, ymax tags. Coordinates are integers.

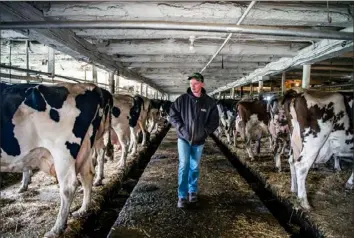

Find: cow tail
<box><xmin>106</xmin><ymin>97</ymin><xmax>114</xmax><ymax>158</ymax></box>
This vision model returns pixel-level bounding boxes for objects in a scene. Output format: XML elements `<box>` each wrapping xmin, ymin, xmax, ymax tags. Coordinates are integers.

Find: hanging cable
<box><xmin>9</xmin><ymin>41</ymin><xmax>12</xmax><ymax>84</ymax></box>
<box><xmin>327</xmin><ymin>1</ymin><xmax>332</xmax><ymax>23</ymax></box>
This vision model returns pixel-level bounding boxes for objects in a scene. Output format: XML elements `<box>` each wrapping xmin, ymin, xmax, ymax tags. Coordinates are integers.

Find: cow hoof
<box><xmin>93</xmin><ymin>179</ymin><xmax>103</xmax><ymax>187</ymax></box>
<box><xmin>335</xmin><ymin>168</ymin><xmax>342</xmax><ymax>172</ymax></box>
<box><xmin>345</xmin><ymin>182</ymin><xmax>353</xmax><ymax>190</ymax></box>
<box><xmin>118</xmin><ymin>162</ymin><xmax>126</xmax><ymax>168</ymax></box>
<box><xmin>44</xmin><ymin>229</ymin><xmax>61</xmax><ymax>238</ymax></box>
<box><xmin>17</xmin><ymin>186</ymin><xmax>27</xmax><ymax>193</ymax></box>
<box><xmin>300</xmin><ymin>200</ymin><xmax>311</xmax><ymax>210</ymax></box>
<box><xmin>301</xmin><ymin>204</ymin><xmax>311</xmax><ymax>210</ymax></box>
<box><xmin>72</xmin><ymin>209</ymin><xmax>86</xmax><ymax>218</ymax></box>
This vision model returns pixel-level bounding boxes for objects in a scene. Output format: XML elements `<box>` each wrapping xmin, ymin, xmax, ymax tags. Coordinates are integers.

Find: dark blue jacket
<box><xmin>169</xmin><ymin>88</ymin><xmax>219</xmax><ymax>145</ymax></box>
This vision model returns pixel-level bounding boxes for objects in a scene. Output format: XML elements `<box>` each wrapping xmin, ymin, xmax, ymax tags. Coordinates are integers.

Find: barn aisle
<box><xmin>108</xmin><ymin>128</ymin><xmax>289</xmax><ymax>238</ymax></box>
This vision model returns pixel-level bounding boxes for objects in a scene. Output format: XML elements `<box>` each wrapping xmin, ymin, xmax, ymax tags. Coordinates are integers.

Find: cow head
<box><xmin>160</xmin><ymin>100</ymin><xmax>172</xmax><ymax>118</ymax></box>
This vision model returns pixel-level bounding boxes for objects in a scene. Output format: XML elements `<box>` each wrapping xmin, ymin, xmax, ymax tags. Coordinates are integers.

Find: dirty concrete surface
<box><xmin>109</xmin><ymin>129</ymin><xmax>289</xmax><ymax>238</ymax></box>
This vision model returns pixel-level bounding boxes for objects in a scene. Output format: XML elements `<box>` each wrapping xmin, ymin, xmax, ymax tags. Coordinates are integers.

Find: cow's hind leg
<box><xmin>152</xmin><ymin>121</ymin><xmax>159</xmax><ymax>134</ymax></box>
<box><xmin>294</xmin><ymin>159</ymin><xmax>312</xmax><ymax>210</ymax></box>
<box><xmin>245</xmin><ymin>138</ymin><xmax>255</xmax><ymax>161</ymax></box>
<box><xmin>226</xmin><ymin>125</ymin><xmax>233</xmax><ymax>145</ymax></box>
<box><xmin>269</xmin><ymin>136</ymin><xmax>274</xmax><ymax>150</ymax></box>
<box><xmin>45</xmin><ymin>153</ymin><xmax>78</xmax><ymax>237</ymax></box>
<box><xmin>148</xmin><ymin>118</ymin><xmax>156</xmax><ymax>133</ymax></box>
<box><xmin>128</xmin><ymin>126</ymin><xmax>138</xmax><ymax>155</ymax></box>
<box><xmin>345</xmin><ymin>167</ymin><xmax>354</xmax><ymax>190</ymax></box>
<box><xmin>93</xmin><ymin>148</ymin><xmax>105</xmax><ymax>186</ymax></box>
<box><xmin>139</xmin><ymin>121</ymin><xmax>148</xmax><ymax>146</ymax></box>
<box><xmin>73</xmin><ymin>154</ymin><xmax>95</xmax><ymax>218</ymax></box>
<box><xmin>295</xmin><ymin>139</ymin><xmax>328</xmax><ymax>210</ymax></box>
<box><xmin>117</xmin><ymin>131</ymin><xmax>129</xmax><ymax>168</ymax></box>
<box><xmin>334</xmin><ymin>156</ymin><xmax>342</xmax><ymax>172</ymax></box>
<box><xmin>255</xmin><ymin>138</ymin><xmax>261</xmax><ymax>157</ymax></box>
<box><xmin>233</xmin><ymin>128</ymin><xmax>237</xmax><ymax>147</ymax></box>
<box><xmin>274</xmin><ymin>140</ymin><xmax>282</xmax><ymax>172</ymax></box>
<box><xmin>288</xmin><ymin>152</ymin><xmax>297</xmax><ymax>193</ymax></box>
<box><xmin>18</xmin><ymin>170</ymin><xmax>32</xmax><ymax>193</ymax></box>
<box><xmin>224</xmin><ymin>124</ymin><xmax>231</xmax><ymax>144</ymax></box>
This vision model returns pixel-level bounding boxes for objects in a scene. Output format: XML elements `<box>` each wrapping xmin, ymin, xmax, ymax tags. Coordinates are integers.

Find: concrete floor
<box><xmin>108</xmin><ymin>128</ymin><xmax>289</xmax><ymax>238</ymax></box>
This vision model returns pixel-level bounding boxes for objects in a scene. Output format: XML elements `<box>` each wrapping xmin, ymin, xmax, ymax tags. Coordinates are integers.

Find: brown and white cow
<box><xmin>216</xmin><ymin>99</ymin><xmax>239</xmax><ymax>145</ymax></box>
<box><xmin>0</xmin><ymin>82</ymin><xmax>113</xmax><ymax>237</ymax></box>
<box><xmin>267</xmin><ymin>96</ymin><xmax>290</xmax><ymax>172</ymax></box>
<box><xmin>282</xmin><ymin>89</ymin><xmax>353</xmax><ymax>209</ymax></box>
<box><xmin>236</xmin><ymin>99</ymin><xmax>271</xmax><ymax>160</ymax></box>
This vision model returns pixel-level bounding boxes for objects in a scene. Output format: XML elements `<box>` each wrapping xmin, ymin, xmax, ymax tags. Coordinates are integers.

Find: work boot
<box><xmin>177</xmin><ymin>198</ymin><xmax>187</xmax><ymax>208</ymax></box>
<box><xmin>189</xmin><ymin>192</ymin><xmax>198</xmax><ymax>203</ymax></box>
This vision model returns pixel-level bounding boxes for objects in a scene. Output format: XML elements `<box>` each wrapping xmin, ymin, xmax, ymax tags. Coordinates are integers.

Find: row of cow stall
<box><xmin>1</xmin><ymin>83</ymin><xmax>353</xmax><ymax>237</ymax></box>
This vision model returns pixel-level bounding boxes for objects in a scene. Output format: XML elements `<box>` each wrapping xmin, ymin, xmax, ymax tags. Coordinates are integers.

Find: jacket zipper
<box><xmin>190</xmin><ymin>99</ymin><xmax>199</xmax><ymax>144</ymax></box>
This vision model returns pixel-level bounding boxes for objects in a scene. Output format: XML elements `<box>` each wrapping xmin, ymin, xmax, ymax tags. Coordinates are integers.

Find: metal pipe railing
<box><xmin>0</xmin><ymin>21</ymin><xmax>352</xmax><ymax>40</ymax></box>
<box><xmin>0</xmin><ymin>64</ymin><xmax>81</xmax><ymax>83</ymax></box>
<box><xmin>200</xmin><ymin>1</ymin><xmax>257</xmax><ymax>73</ymax></box>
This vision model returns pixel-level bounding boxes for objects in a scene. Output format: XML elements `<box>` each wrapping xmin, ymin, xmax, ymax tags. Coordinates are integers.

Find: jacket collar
<box><xmin>187</xmin><ymin>87</ymin><xmax>206</xmax><ymax>99</ymax></box>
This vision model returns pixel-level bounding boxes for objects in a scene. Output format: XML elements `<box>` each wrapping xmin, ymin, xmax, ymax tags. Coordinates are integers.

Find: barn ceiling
<box><xmin>0</xmin><ymin>1</ymin><xmax>353</xmax><ymax>96</ymax></box>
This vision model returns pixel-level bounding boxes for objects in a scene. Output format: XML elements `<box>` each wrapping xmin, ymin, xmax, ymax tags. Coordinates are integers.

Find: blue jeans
<box><xmin>177</xmin><ymin>138</ymin><xmax>204</xmax><ymax>199</ymax></box>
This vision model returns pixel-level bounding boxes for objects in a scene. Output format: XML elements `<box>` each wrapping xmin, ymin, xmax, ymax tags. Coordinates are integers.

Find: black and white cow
<box><xmin>147</xmin><ymin>99</ymin><xmax>164</xmax><ymax>133</ymax></box>
<box><xmin>282</xmin><ymin>89</ymin><xmax>353</xmax><ymax>209</ymax></box>
<box><xmin>0</xmin><ymin>82</ymin><xmax>113</xmax><ymax>237</ymax></box>
<box><xmin>160</xmin><ymin>100</ymin><xmax>172</xmax><ymax>122</ymax></box>
<box><xmin>128</xmin><ymin>95</ymin><xmax>151</xmax><ymax>154</ymax></box>
<box><xmin>216</xmin><ymin>99</ymin><xmax>238</xmax><ymax>145</ymax></box>
<box><xmin>94</xmin><ymin>93</ymin><xmax>143</xmax><ymax>186</ymax></box>
<box><xmin>0</xmin><ymin>83</ymin><xmax>55</xmax><ymax>193</ymax></box>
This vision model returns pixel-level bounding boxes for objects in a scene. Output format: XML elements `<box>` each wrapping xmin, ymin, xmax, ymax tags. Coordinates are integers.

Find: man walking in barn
<box><xmin>169</xmin><ymin>72</ymin><xmax>219</xmax><ymax>208</ymax></box>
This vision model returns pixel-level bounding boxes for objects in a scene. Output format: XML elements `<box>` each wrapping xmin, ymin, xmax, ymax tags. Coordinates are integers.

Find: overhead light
<box><xmin>189</xmin><ymin>35</ymin><xmax>195</xmax><ymax>51</ymax></box>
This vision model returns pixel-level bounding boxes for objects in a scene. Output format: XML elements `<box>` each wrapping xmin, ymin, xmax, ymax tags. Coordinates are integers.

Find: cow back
<box><xmin>1</xmin><ymin>83</ymin><xmax>113</xmax><ymax>165</ymax></box>
<box><xmin>237</xmin><ymin>100</ymin><xmax>269</xmax><ymax>125</ymax></box>
<box><xmin>283</xmin><ymin>89</ymin><xmax>353</xmax><ymax>140</ymax></box>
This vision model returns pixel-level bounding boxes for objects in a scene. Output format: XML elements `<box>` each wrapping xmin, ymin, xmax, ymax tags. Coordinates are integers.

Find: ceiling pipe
<box><xmin>0</xmin><ymin>63</ymin><xmax>81</xmax><ymax>83</ymax></box>
<box><xmin>200</xmin><ymin>1</ymin><xmax>257</xmax><ymax>74</ymax></box>
<box><xmin>0</xmin><ymin>20</ymin><xmax>352</xmax><ymax>40</ymax></box>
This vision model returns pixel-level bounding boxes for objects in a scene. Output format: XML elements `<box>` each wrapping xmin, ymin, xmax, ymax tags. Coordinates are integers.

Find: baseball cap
<box><xmin>187</xmin><ymin>72</ymin><xmax>204</xmax><ymax>83</ymax></box>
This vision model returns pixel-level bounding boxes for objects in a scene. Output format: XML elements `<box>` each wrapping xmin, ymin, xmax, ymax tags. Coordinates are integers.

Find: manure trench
<box><xmin>212</xmin><ymin>135</ymin><xmax>315</xmax><ymax>238</ymax></box>
<box><xmin>77</xmin><ymin>125</ymin><xmax>171</xmax><ymax>238</ymax></box>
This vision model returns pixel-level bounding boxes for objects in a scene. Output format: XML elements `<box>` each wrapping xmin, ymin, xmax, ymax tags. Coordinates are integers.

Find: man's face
<box><xmin>190</xmin><ymin>78</ymin><xmax>204</xmax><ymax>94</ymax></box>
